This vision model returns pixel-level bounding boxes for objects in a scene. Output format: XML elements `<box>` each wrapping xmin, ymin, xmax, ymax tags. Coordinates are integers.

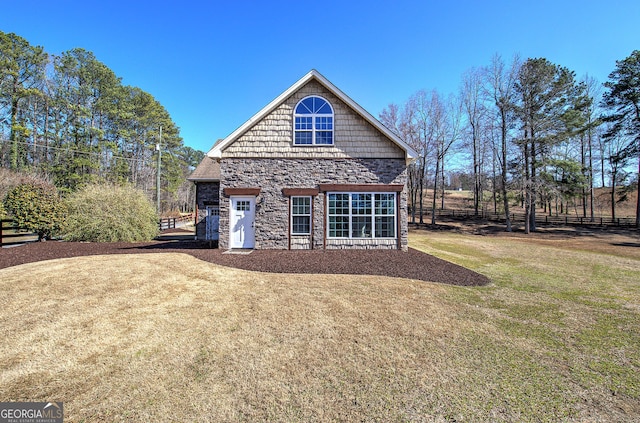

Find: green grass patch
<box><xmin>409</xmin><ymin>229</ymin><xmax>640</xmax><ymax>420</ymax></box>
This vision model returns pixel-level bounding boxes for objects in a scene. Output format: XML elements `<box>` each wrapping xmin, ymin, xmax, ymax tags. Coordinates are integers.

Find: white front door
<box><xmin>205</xmin><ymin>206</ymin><xmax>219</xmax><ymax>240</ymax></box>
<box><xmin>230</xmin><ymin>196</ymin><xmax>255</xmax><ymax>249</ymax></box>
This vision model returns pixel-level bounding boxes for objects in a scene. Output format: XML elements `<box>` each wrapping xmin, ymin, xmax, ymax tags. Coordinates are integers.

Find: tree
<box><xmin>515</xmin><ymin>58</ymin><xmax>581</xmax><ymax>233</ymax></box>
<box><xmin>483</xmin><ymin>54</ymin><xmax>520</xmax><ymax>231</ymax></box>
<box><xmin>0</xmin><ymin>31</ymin><xmax>201</xmax><ymax>217</ymax></box>
<box><xmin>385</xmin><ymin>91</ymin><xmax>439</xmax><ymax>224</ymax></box>
<box><xmin>3</xmin><ymin>181</ymin><xmax>66</xmax><ymax>241</ymax></box>
<box><xmin>0</xmin><ymin>31</ymin><xmax>48</xmax><ymax>170</ymax></box>
<box><xmin>601</xmin><ymin>50</ymin><xmax>640</xmax><ymax>227</ymax></box>
<box><xmin>542</xmin><ymin>158</ymin><xmax>586</xmax><ymax>215</ymax></box>
<box><xmin>579</xmin><ymin>75</ymin><xmax>602</xmax><ymax>221</ymax></box>
<box><xmin>461</xmin><ymin>67</ymin><xmax>486</xmax><ymax>217</ymax></box>
<box><xmin>431</xmin><ymin>93</ymin><xmax>463</xmax><ymax>225</ymax></box>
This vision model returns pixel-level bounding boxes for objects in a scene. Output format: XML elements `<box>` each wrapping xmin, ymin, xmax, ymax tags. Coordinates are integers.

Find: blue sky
<box><xmin>2</xmin><ymin>0</ymin><xmax>639</xmax><ymax>153</ymax></box>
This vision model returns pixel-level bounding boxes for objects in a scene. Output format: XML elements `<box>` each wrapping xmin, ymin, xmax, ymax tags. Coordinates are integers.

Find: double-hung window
<box><xmin>291</xmin><ymin>196</ymin><xmax>311</xmax><ymax>235</ymax></box>
<box><xmin>327</xmin><ymin>193</ymin><xmax>396</xmax><ymax>238</ymax></box>
<box><xmin>294</xmin><ymin>96</ymin><xmax>333</xmax><ymax>145</ymax></box>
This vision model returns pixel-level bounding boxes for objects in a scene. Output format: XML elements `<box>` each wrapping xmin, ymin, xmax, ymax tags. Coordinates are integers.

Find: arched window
<box><xmin>294</xmin><ymin>96</ymin><xmax>333</xmax><ymax>145</ymax></box>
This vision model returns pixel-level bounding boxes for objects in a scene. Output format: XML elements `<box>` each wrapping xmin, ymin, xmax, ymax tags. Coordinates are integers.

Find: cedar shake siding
<box><xmin>222</xmin><ymin>81</ymin><xmax>405</xmax><ymax>160</ymax></box>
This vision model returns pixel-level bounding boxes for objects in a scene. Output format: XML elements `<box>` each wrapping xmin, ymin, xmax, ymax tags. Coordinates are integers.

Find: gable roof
<box><xmin>187</xmin><ymin>156</ymin><xmax>220</xmax><ymax>182</ymax></box>
<box><xmin>208</xmin><ymin>70</ymin><xmax>418</xmax><ymax>159</ymax></box>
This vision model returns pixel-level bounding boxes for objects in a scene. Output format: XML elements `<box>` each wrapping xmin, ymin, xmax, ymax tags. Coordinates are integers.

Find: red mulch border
<box><xmin>0</xmin><ymin>236</ymin><xmax>490</xmax><ymax>286</ymax></box>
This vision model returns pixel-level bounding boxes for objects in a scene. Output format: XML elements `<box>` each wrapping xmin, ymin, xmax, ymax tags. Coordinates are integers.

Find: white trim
<box><xmin>207</xmin><ymin>70</ymin><xmax>418</xmax><ymax>159</ymax></box>
<box><xmin>326</xmin><ymin>192</ymin><xmax>397</xmax><ymax>239</ymax></box>
<box><xmin>229</xmin><ymin>196</ymin><xmax>256</xmax><ymax>249</ymax></box>
<box><xmin>290</xmin><ymin>196</ymin><xmax>312</xmax><ymax>235</ymax></box>
<box><xmin>293</xmin><ymin>95</ymin><xmax>334</xmax><ymax>146</ymax></box>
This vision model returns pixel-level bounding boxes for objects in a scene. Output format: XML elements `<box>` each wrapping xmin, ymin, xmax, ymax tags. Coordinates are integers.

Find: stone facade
<box><xmin>218</xmin><ymin>158</ymin><xmax>408</xmax><ymax>251</ymax></box>
<box><xmin>194</xmin><ymin>181</ymin><xmax>220</xmax><ymax>240</ymax></box>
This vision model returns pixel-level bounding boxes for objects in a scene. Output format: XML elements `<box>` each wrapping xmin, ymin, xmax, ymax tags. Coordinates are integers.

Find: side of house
<box><xmin>191</xmin><ymin>70</ymin><xmax>417</xmax><ymax>251</ymax></box>
<box><xmin>186</xmin><ymin>156</ymin><xmax>220</xmax><ymax>242</ymax></box>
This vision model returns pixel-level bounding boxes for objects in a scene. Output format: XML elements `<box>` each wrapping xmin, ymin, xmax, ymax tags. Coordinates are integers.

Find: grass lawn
<box><xmin>0</xmin><ymin>228</ymin><xmax>639</xmax><ymax>422</ymax></box>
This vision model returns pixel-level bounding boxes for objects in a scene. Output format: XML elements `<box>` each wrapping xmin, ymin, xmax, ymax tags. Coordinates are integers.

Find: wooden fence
<box><xmin>414</xmin><ymin>209</ymin><xmax>637</xmax><ymax>228</ymax></box>
<box><xmin>158</xmin><ymin>213</ymin><xmax>195</xmax><ymax>231</ymax></box>
<box><xmin>0</xmin><ymin>219</ymin><xmax>38</xmax><ymax>247</ymax></box>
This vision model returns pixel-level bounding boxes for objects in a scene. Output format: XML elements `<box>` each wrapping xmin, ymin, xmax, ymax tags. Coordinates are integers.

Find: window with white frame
<box><xmin>294</xmin><ymin>96</ymin><xmax>333</xmax><ymax>145</ymax></box>
<box><xmin>327</xmin><ymin>193</ymin><xmax>396</xmax><ymax>238</ymax></box>
<box><xmin>291</xmin><ymin>196</ymin><xmax>311</xmax><ymax>235</ymax></box>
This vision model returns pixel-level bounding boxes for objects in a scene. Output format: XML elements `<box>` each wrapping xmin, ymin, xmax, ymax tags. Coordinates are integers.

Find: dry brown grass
<box><xmin>1</xmin><ymin>229</ymin><xmax>639</xmax><ymax>422</ymax></box>
<box><xmin>0</xmin><ymin>253</ymin><xmax>462</xmax><ymax>422</ymax></box>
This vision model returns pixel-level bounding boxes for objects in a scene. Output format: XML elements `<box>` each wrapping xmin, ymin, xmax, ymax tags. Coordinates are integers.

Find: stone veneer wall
<box><xmin>194</xmin><ymin>182</ymin><xmax>220</xmax><ymax>240</ymax></box>
<box><xmin>218</xmin><ymin>158</ymin><xmax>408</xmax><ymax>251</ymax></box>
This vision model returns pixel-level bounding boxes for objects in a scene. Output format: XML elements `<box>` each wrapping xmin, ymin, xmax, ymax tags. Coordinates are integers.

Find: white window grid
<box><xmin>291</xmin><ymin>196</ymin><xmax>312</xmax><ymax>235</ymax></box>
<box><xmin>236</xmin><ymin>200</ymin><xmax>250</xmax><ymax>211</ymax></box>
<box><xmin>293</xmin><ymin>96</ymin><xmax>334</xmax><ymax>145</ymax></box>
<box><xmin>327</xmin><ymin>193</ymin><xmax>396</xmax><ymax>239</ymax></box>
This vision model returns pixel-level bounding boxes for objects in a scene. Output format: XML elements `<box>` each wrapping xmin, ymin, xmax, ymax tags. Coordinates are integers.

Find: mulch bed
<box><xmin>0</xmin><ymin>233</ymin><xmax>490</xmax><ymax>286</ymax></box>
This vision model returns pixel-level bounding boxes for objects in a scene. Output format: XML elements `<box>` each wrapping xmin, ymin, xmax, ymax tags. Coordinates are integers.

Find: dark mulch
<box><xmin>0</xmin><ymin>235</ymin><xmax>490</xmax><ymax>286</ymax></box>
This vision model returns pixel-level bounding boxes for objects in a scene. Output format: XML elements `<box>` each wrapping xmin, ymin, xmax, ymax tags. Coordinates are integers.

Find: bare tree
<box><xmin>431</xmin><ymin>93</ymin><xmax>463</xmax><ymax>225</ymax></box>
<box><xmin>461</xmin><ymin>67</ymin><xmax>486</xmax><ymax>217</ymax></box>
<box><xmin>483</xmin><ymin>54</ymin><xmax>520</xmax><ymax>231</ymax></box>
<box><xmin>580</xmin><ymin>75</ymin><xmax>602</xmax><ymax>221</ymax></box>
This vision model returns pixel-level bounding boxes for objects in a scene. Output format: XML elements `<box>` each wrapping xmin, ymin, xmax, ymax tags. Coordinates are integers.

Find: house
<box><xmin>189</xmin><ymin>70</ymin><xmax>417</xmax><ymax>251</ymax></box>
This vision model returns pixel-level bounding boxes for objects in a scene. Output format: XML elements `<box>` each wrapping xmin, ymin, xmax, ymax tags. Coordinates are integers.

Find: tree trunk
<box><xmin>611</xmin><ymin>185</ymin><xmax>616</xmax><ymax>221</ymax></box>
<box><xmin>10</xmin><ymin>99</ymin><xmax>20</xmax><ymax>170</ymax></box>
<box><xmin>636</xmin><ymin>148</ymin><xmax>640</xmax><ymax>228</ymax></box>
<box><xmin>440</xmin><ymin>160</ymin><xmax>445</xmax><ymax>210</ymax></box>
<box><xmin>588</xmin><ymin>126</ymin><xmax>595</xmax><ymax>222</ymax></box>
<box><xmin>530</xmin><ymin>136</ymin><xmax>537</xmax><ymax>232</ymax></box>
<box><xmin>500</xmin><ymin>110</ymin><xmax>512</xmax><ymax>232</ymax></box>
<box><xmin>581</xmin><ymin>133</ymin><xmax>587</xmax><ymax>217</ymax></box>
<box><xmin>472</xmin><ymin>122</ymin><xmax>479</xmax><ymax>217</ymax></box>
<box><xmin>418</xmin><ymin>157</ymin><xmax>425</xmax><ymax>224</ymax></box>
<box><xmin>524</xmin><ymin>140</ymin><xmax>531</xmax><ymax>234</ymax></box>
<box><xmin>431</xmin><ymin>151</ymin><xmax>441</xmax><ymax>225</ymax></box>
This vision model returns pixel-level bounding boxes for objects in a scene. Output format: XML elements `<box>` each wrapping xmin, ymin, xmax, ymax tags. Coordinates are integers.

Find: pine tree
<box><xmin>0</xmin><ymin>31</ymin><xmax>48</xmax><ymax>170</ymax></box>
<box><xmin>601</xmin><ymin>50</ymin><xmax>640</xmax><ymax>227</ymax></box>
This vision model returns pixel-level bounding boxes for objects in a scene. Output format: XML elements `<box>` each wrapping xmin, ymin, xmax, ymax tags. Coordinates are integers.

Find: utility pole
<box><xmin>156</xmin><ymin>126</ymin><xmax>162</xmax><ymax>215</ymax></box>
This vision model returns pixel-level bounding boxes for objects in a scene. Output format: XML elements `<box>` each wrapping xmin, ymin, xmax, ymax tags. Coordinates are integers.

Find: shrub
<box><xmin>65</xmin><ymin>184</ymin><xmax>159</xmax><ymax>242</ymax></box>
<box><xmin>0</xmin><ymin>168</ymin><xmax>52</xmax><ymax>201</ymax></box>
<box><xmin>3</xmin><ymin>182</ymin><xmax>67</xmax><ymax>241</ymax></box>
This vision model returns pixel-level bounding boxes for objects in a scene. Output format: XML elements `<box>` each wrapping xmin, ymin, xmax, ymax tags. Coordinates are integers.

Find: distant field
<box><xmin>0</xmin><ymin>228</ymin><xmax>638</xmax><ymax>421</ymax></box>
<box><xmin>418</xmin><ymin>187</ymin><xmax>638</xmax><ymax>218</ymax></box>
